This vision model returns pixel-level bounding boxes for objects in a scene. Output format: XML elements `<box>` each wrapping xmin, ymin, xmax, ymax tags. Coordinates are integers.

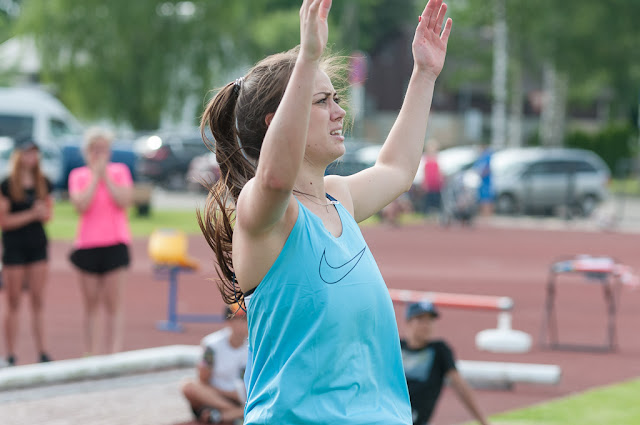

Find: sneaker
<box><xmin>7</xmin><ymin>354</ymin><xmax>16</xmax><ymax>366</ymax></box>
<box><xmin>39</xmin><ymin>352</ymin><xmax>52</xmax><ymax>363</ymax></box>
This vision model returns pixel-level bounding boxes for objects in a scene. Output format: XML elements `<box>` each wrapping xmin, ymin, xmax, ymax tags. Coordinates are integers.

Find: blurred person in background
<box><xmin>473</xmin><ymin>142</ymin><xmax>494</xmax><ymax>217</ymax></box>
<box><xmin>198</xmin><ymin>0</ymin><xmax>452</xmax><ymax>423</ymax></box>
<box><xmin>68</xmin><ymin>127</ymin><xmax>133</xmax><ymax>355</ymax></box>
<box><xmin>0</xmin><ymin>136</ymin><xmax>54</xmax><ymax>365</ymax></box>
<box><xmin>181</xmin><ymin>305</ymin><xmax>248</xmax><ymax>424</ymax></box>
<box><xmin>421</xmin><ymin>138</ymin><xmax>444</xmax><ymax>216</ymax></box>
<box><xmin>402</xmin><ymin>301</ymin><xmax>490</xmax><ymax>425</ymax></box>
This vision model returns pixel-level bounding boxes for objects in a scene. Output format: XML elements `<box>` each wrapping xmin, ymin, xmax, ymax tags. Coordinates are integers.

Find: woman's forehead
<box><xmin>314</xmin><ymin>70</ymin><xmax>334</xmax><ymax>92</ymax></box>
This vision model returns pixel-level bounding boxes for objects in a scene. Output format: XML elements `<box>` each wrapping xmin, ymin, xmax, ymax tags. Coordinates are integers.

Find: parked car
<box><xmin>491</xmin><ymin>147</ymin><xmax>611</xmax><ymax>217</ymax></box>
<box><xmin>186</xmin><ymin>151</ymin><xmax>220</xmax><ymax>192</ymax></box>
<box><xmin>324</xmin><ymin>138</ymin><xmax>376</xmax><ymax>176</ymax></box>
<box><xmin>135</xmin><ymin>129</ymin><xmax>210</xmax><ymax>190</ymax></box>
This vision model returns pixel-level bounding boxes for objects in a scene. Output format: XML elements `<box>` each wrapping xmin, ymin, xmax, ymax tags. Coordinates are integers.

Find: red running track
<box><xmin>4</xmin><ymin>222</ymin><xmax>640</xmax><ymax>425</ymax></box>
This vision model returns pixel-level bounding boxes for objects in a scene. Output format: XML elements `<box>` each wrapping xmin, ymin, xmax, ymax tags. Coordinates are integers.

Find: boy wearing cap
<box><xmin>181</xmin><ymin>305</ymin><xmax>248</xmax><ymax>424</ymax></box>
<box><xmin>401</xmin><ymin>301</ymin><xmax>490</xmax><ymax>425</ymax></box>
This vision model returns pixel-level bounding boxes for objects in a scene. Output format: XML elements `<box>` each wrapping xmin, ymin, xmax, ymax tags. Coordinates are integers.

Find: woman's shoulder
<box><xmin>69</xmin><ymin>166</ymin><xmax>90</xmax><ymax>177</ymax></box>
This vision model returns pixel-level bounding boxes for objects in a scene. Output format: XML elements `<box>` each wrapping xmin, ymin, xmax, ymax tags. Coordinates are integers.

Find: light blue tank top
<box><xmin>243</xmin><ymin>197</ymin><xmax>411</xmax><ymax>424</ymax></box>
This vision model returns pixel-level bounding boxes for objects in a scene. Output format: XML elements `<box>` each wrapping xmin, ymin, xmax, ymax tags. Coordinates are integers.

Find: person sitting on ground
<box><xmin>401</xmin><ymin>301</ymin><xmax>491</xmax><ymax>425</ymax></box>
<box><xmin>181</xmin><ymin>305</ymin><xmax>248</xmax><ymax>424</ymax></box>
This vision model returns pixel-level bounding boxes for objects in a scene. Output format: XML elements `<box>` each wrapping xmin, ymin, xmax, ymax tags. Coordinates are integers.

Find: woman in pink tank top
<box><xmin>68</xmin><ymin>127</ymin><xmax>133</xmax><ymax>356</ymax></box>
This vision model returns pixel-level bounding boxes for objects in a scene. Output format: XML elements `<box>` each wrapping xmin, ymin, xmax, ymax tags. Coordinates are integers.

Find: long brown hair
<box><xmin>198</xmin><ymin>46</ymin><xmax>349</xmax><ymax>307</ymax></box>
<box><xmin>8</xmin><ymin>149</ymin><xmax>48</xmax><ymax>202</ymax></box>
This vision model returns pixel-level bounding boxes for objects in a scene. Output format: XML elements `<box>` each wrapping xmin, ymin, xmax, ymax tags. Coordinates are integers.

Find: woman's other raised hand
<box><xmin>299</xmin><ymin>0</ymin><xmax>332</xmax><ymax>63</ymax></box>
<box><xmin>414</xmin><ymin>0</ymin><xmax>453</xmax><ymax>80</ymax></box>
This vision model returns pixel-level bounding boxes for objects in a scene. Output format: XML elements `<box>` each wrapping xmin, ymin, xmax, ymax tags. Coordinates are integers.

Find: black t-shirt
<box><xmin>401</xmin><ymin>339</ymin><xmax>457</xmax><ymax>425</ymax></box>
<box><xmin>0</xmin><ymin>178</ymin><xmax>53</xmax><ymax>247</ymax></box>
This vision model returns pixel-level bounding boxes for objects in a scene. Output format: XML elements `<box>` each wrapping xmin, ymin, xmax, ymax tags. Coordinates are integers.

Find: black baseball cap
<box><xmin>13</xmin><ymin>135</ymin><xmax>39</xmax><ymax>151</ymax></box>
<box><xmin>406</xmin><ymin>300</ymin><xmax>440</xmax><ymax>320</ymax></box>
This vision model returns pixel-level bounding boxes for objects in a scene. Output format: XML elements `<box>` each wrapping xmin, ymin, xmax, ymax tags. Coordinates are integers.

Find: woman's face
<box><xmin>85</xmin><ymin>138</ymin><xmax>111</xmax><ymax>166</ymax></box>
<box><xmin>305</xmin><ymin>70</ymin><xmax>346</xmax><ymax>167</ymax></box>
<box><xmin>19</xmin><ymin>147</ymin><xmax>40</xmax><ymax>170</ymax></box>
<box><xmin>407</xmin><ymin>313</ymin><xmax>436</xmax><ymax>345</ymax></box>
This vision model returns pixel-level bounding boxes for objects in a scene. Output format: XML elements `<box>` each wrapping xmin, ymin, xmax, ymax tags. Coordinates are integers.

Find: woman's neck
<box><xmin>294</xmin><ymin>168</ymin><xmax>326</xmax><ymax>200</ymax></box>
<box><xmin>228</xmin><ymin>331</ymin><xmax>246</xmax><ymax>349</ymax></box>
<box><xmin>19</xmin><ymin>169</ymin><xmax>35</xmax><ymax>187</ymax></box>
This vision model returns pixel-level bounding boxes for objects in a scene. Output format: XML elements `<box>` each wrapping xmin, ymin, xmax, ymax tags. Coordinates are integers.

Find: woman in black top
<box><xmin>0</xmin><ymin>137</ymin><xmax>54</xmax><ymax>366</ymax></box>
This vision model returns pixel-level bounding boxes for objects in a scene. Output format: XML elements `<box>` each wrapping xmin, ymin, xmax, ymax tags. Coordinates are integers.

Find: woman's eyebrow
<box><xmin>313</xmin><ymin>91</ymin><xmax>335</xmax><ymax>97</ymax></box>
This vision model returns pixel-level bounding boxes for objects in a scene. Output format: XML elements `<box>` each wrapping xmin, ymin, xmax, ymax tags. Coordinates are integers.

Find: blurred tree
<box><xmin>447</xmin><ymin>0</ymin><xmax>640</xmax><ymax>147</ymax></box>
<box><xmin>15</xmin><ymin>0</ymin><xmax>420</xmax><ymax>130</ymax></box>
<box><xmin>16</xmin><ymin>0</ymin><xmax>263</xmax><ymax>130</ymax></box>
<box><xmin>0</xmin><ymin>0</ymin><xmax>21</xmax><ymax>41</ymax></box>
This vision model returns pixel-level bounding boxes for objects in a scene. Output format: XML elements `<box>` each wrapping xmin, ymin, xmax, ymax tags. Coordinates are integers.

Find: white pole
<box><xmin>491</xmin><ymin>0</ymin><xmax>508</xmax><ymax>149</ymax></box>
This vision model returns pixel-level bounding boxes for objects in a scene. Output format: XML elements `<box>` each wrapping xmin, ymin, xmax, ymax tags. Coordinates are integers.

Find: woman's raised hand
<box><xmin>413</xmin><ymin>0</ymin><xmax>453</xmax><ymax>79</ymax></box>
<box><xmin>299</xmin><ymin>0</ymin><xmax>332</xmax><ymax>62</ymax></box>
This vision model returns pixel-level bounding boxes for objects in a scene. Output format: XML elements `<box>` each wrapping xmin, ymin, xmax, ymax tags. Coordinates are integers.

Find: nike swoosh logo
<box><xmin>318</xmin><ymin>246</ymin><xmax>366</xmax><ymax>284</ymax></box>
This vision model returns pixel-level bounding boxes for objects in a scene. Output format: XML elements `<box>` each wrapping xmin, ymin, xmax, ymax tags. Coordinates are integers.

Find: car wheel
<box><xmin>496</xmin><ymin>193</ymin><xmax>518</xmax><ymax>215</ymax></box>
<box><xmin>579</xmin><ymin>194</ymin><xmax>598</xmax><ymax>217</ymax></box>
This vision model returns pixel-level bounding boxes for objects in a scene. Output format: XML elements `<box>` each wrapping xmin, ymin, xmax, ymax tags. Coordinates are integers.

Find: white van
<box><xmin>0</xmin><ymin>87</ymin><xmax>79</xmax><ymax>183</ymax></box>
<box><xmin>0</xmin><ymin>86</ymin><xmax>82</xmax><ymax>143</ymax></box>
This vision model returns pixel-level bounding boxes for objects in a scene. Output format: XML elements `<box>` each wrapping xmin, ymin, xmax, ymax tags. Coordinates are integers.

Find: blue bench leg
<box><xmin>156</xmin><ymin>268</ymin><xmax>184</xmax><ymax>332</ymax></box>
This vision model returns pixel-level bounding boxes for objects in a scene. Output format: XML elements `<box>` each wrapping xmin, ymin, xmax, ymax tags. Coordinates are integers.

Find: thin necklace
<box><xmin>292</xmin><ymin>189</ymin><xmax>338</xmax><ymax>211</ymax></box>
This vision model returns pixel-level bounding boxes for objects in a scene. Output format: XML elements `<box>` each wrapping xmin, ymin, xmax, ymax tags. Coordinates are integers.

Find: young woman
<box><xmin>68</xmin><ymin>127</ymin><xmax>133</xmax><ymax>356</ymax></box>
<box><xmin>0</xmin><ymin>137</ymin><xmax>54</xmax><ymax>365</ymax></box>
<box><xmin>198</xmin><ymin>0</ymin><xmax>452</xmax><ymax>423</ymax></box>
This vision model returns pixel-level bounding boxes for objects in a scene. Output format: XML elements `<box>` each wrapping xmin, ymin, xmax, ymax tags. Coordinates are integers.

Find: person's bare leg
<box><xmin>220</xmin><ymin>406</ymin><xmax>244</xmax><ymax>422</ymax></box>
<box><xmin>3</xmin><ymin>265</ymin><xmax>26</xmax><ymax>362</ymax></box>
<box><xmin>102</xmin><ymin>267</ymin><xmax>126</xmax><ymax>354</ymax></box>
<box><xmin>78</xmin><ymin>272</ymin><xmax>101</xmax><ymax>355</ymax></box>
<box><xmin>182</xmin><ymin>380</ymin><xmax>241</xmax><ymax>412</ymax></box>
<box><xmin>25</xmin><ymin>260</ymin><xmax>49</xmax><ymax>356</ymax></box>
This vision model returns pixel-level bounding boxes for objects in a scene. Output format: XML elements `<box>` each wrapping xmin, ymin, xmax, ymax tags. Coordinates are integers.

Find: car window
<box><xmin>50</xmin><ymin>118</ymin><xmax>74</xmax><ymax>139</ymax></box>
<box><xmin>573</xmin><ymin>160</ymin><xmax>597</xmax><ymax>173</ymax></box>
<box><xmin>0</xmin><ymin>115</ymin><xmax>34</xmax><ymax>139</ymax></box>
<box><xmin>182</xmin><ymin>136</ymin><xmax>208</xmax><ymax>156</ymax></box>
<box><xmin>525</xmin><ymin>161</ymin><xmax>553</xmax><ymax>176</ymax></box>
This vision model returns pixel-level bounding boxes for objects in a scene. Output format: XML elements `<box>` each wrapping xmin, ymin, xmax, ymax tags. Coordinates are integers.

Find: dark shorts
<box><xmin>2</xmin><ymin>239</ymin><xmax>48</xmax><ymax>265</ymax></box>
<box><xmin>70</xmin><ymin>243</ymin><xmax>130</xmax><ymax>275</ymax></box>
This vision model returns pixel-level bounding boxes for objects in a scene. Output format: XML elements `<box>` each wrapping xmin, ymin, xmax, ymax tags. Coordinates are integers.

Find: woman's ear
<box><xmin>265</xmin><ymin>113</ymin><xmax>275</xmax><ymax>127</ymax></box>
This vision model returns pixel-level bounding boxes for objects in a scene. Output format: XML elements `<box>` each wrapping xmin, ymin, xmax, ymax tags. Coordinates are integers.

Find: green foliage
<box><xmin>17</xmin><ymin>0</ymin><xmax>251</xmax><ymax>130</ymax></box>
<box><xmin>13</xmin><ymin>0</ymin><xmax>424</xmax><ymax>130</ymax></box>
<box><xmin>565</xmin><ymin>123</ymin><xmax>638</xmax><ymax>174</ymax></box>
<box><xmin>446</xmin><ymin>0</ymin><xmax>640</xmax><ymax>122</ymax></box>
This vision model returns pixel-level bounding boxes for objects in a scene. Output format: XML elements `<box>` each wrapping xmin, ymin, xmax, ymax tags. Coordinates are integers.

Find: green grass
<box><xmin>469</xmin><ymin>378</ymin><xmax>640</xmax><ymax>425</ymax></box>
<box><xmin>46</xmin><ymin>201</ymin><xmax>422</xmax><ymax>240</ymax></box>
<box><xmin>46</xmin><ymin>202</ymin><xmax>202</xmax><ymax>241</ymax></box>
<box><xmin>610</xmin><ymin>178</ymin><xmax>640</xmax><ymax>196</ymax></box>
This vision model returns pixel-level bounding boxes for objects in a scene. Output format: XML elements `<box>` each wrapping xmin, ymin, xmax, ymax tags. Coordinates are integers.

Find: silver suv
<box><xmin>492</xmin><ymin>148</ymin><xmax>610</xmax><ymax>217</ymax></box>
